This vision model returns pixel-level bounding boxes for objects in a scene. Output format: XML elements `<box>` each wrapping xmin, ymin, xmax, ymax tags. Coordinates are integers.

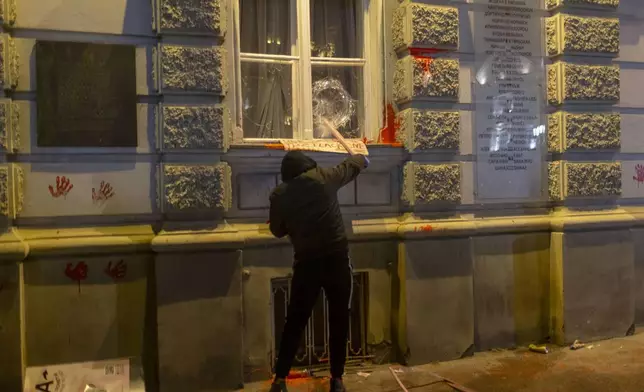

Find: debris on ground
<box><xmin>356</xmin><ymin>372</ymin><xmax>371</xmax><ymax>378</ymax></box>
<box><xmin>570</xmin><ymin>340</ymin><xmax>586</xmax><ymax>350</ymax></box>
<box><xmin>424</xmin><ymin>370</ymin><xmax>479</xmax><ymax>392</ymax></box>
<box><xmin>286</xmin><ymin>369</ymin><xmax>311</xmax><ymax>379</ymax></box>
<box><xmin>529</xmin><ymin>344</ymin><xmax>549</xmax><ymax>354</ymax></box>
<box><xmin>389</xmin><ymin>367</ymin><xmax>409</xmax><ymax>392</ymax></box>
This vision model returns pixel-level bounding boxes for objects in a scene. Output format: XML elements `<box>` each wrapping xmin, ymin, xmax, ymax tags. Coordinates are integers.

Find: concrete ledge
<box><xmin>18</xmin><ymin>226</ymin><xmax>155</xmax><ymax>257</ymax></box>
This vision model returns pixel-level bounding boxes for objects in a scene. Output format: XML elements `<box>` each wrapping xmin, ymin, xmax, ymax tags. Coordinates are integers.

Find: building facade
<box><xmin>1</xmin><ymin>0</ymin><xmax>643</xmax><ymax>390</ymax></box>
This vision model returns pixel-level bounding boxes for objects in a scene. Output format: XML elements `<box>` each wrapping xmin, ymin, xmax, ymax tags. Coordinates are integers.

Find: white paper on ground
<box><xmin>23</xmin><ymin>358</ymin><xmax>130</xmax><ymax>392</ymax></box>
<box><xmin>280</xmin><ymin>139</ymin><xmax>369</xmax><ymax>155</ymax></box>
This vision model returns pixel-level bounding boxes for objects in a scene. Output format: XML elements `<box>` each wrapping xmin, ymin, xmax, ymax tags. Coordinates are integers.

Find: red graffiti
<box><xmin>65</xmin><ymin>261</ymin><xmax>88</xmax><ymax>293</ymax></box>
<box><xmin>104</xmin><ymin>260</ymin><xmax>127</xmax><ymax>280</ymax></box>
<box><xmin>633</xmin><ymin>164</ymin><xmax>644</xmax><ymax>187</ymax></box>
<box><xmin>48</xmin><ymin>176</ymin><xmax>74</xmax><ymax>198</ymax></box>
<box><xmin>414</xmin><ymin>225</ymin><xmax>433</xmax><ymax>233</ymax></box>
<box><xmin>92</xmin><ymin>181</ymin><xmax>115</xmax><ymax>203</ymax></box>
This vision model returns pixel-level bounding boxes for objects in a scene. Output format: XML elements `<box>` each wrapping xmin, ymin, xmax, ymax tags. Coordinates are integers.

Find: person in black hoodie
<box><xmin>269</xmin><ymin>150</ymin><xmax>369</xmax><ymax>392</ymax></box>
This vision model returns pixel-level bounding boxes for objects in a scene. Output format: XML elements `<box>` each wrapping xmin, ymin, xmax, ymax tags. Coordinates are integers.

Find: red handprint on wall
<box><xmin>92</xmin><ymin>181</ymin><xmax>115</xmax><ymax>204</ymax></box>
<box><xmin>633</xmin><ymin>164</ymin><xmax>644</xmax><ymax>188</ymax></box>
<box><xmin>48</xmin><ymin>176</ymin><xmax>74</xmax><ymax>198</ymax></box>
<box><xmin>65</xmin><ymin>261</ymin><xmax>88</xmax><ymax>293</ymax></box>
<box><xmin>104</xmin><ymin>260</ymin><xmax>127</xmax><ymax>280</ymax></box>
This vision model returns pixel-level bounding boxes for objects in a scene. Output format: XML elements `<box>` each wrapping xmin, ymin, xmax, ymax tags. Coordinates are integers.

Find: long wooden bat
<box><xmin>322</xmin><ymin>118</ymin><xmax>356</xmax><ymax>156</ymax></box>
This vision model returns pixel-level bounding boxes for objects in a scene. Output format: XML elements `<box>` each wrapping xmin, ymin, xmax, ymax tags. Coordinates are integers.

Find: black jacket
<box><xmin>269</xmin><ymin>151</ymin><xmax>367</xmax><ymax>260</ymax></box>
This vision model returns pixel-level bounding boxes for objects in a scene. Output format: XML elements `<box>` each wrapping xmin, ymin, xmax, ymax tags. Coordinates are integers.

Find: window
<box><xmin>236</xmin><ymin>0</ymin><xmax>381</xmax><ymax>141</ymax></box>
<box><xmin>36</xmin><ymin>41</ymin><xmax>137</xmax><ymax>147</ymax></box>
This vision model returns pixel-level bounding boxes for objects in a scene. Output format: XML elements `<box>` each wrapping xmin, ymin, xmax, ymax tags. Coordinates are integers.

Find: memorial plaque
<box><xmin>36</xmin><ymin>41</ymin><xmax>137</xmax><ymax>147</ymax></box>
<box><xmin>472</xmin><ymin>0</ymin><xmax>546</xmax><ymax>200</ymax></box>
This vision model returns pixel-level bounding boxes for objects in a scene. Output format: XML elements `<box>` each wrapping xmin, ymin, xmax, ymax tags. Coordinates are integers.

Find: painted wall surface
<box><xmin>16</xmin><ymin>0</ymin><xmax>154</xmax><ymax>36</ymax></box>
<box><xmin>23</xmin><ymin>254</ymin><xmax>150</xmax><ymax>365</ymax></box>
<box><xmin>19</xmin><ymin>162</ymin><xmax>154</xmax><ymax>217</ymax></box>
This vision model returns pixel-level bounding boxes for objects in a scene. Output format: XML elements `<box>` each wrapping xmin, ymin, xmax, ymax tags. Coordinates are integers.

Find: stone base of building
<box><xmin>1</xmin><ymin>209</ymin><xmax>642</xmax><ymax>391</ymax></box>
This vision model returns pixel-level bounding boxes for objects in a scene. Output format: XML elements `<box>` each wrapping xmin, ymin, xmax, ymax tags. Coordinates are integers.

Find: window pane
<box><xmin>312</xmin><ymin>66</ymin><xmax>362</xmax><ymax>138</ymax></box>
<box><xmin>310</xmin><ymin>0</ymin><xmax>361</xmax><ymax>58</ymax></box>
<box><xmin>240</xmin><ymin>0</ymin><xmax>294</xmax><ymax>55</ymax></box>
<box><xmin>242</xmin><ymin>62</ymin><xmax>294</xmax><ymax>138</ymax></box>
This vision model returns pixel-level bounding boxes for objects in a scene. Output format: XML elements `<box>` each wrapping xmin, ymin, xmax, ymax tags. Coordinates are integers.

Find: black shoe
<box><xmin>269</xmin><ymin>380</ymin><xmax>288</xmax><ymax>392</ymax></box>
<box><xmin>330</xmin><ymin>378</ymin><xmax>346</xmax><ymax>392</ymax></box>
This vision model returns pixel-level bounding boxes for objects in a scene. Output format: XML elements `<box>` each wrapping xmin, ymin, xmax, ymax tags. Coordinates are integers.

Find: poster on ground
<box><xmin>23</xmin><ymin>358</ymin><xmax>130</xmax><ymax>392</ymax></box>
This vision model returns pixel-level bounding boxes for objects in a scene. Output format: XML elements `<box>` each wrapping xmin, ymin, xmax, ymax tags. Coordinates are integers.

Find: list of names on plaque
<box><xmin>473</xmin><ymin>0</ymin><xmax>545</xmax><ymax>200</ymax></box>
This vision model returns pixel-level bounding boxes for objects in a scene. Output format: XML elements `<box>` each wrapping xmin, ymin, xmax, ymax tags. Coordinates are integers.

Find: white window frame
<box><xmin>232</xmin><ymin>0</ymin><xmax>383</xmax><ymax>144</ymax></box>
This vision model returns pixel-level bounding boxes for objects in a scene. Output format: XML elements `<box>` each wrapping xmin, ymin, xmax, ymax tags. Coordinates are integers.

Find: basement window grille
<box><xmin>271</xmin><ymin>272</ymin><xmax>368</xmax><ymax>369</ymax></box>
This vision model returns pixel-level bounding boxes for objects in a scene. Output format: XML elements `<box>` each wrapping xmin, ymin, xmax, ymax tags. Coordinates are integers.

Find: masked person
<box><xmin>268</xmin><ymin>150</ymin><xmax>369</xmax><ymax>392</ymax></box>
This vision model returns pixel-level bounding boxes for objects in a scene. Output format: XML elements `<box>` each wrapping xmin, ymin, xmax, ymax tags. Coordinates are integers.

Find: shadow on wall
<box><xmin>28</xmin><ymin>0</ymin><xmax>153</xmax><ymax>36</ymax></box>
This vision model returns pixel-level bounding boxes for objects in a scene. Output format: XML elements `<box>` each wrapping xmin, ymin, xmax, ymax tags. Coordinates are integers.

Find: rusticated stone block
<box><xmin>0</xmin><ymin>0</ymin><xmax>16</xmax><ymax>26</ymax></box>
<box><xmin>546</xmin><ymin>17</ymin><xmax>558</xmax><ymax>57</ymax></box>
<box><xmin>546</xmin><ymin>0</ymin><xmax>619</xmax><ymax>10</ymax></box>
<box><xmin>546</xmin><ymin>14</ymin><xmax>619</xmax><ymax>56</ymax></box>
<box><xmin>549</xmin><ymin>162</ymin><xmax>563</xmax><ymax>201</ymax></box>
<box><xmin>0</xmin><ymin>35</ymin><xmax>18</xmax><ymax>91</ymax></box>
<box><xmin>161</xmin><ymin>45</ymin><xmax>226</xmax><ymax>94</ymax></box>
<box><xmin>162</xmin><ymin>105</ymin><xmax>230</xmax><ymax>150</ymax></box>
<box><xmin>403</xmin><ymin>162</ymin><xmax>461</xmax><ymax>205</ymax></box>
<box><xmin>548</xmin><ymin>113</ymin><xmax>562</xmax><ymax>153</ymax></box>
<box><xmin>394</xmin><ymin>56</ymin><xmax>459</xmax><ymax>103</ymax></box>
<box><xmin>13</xmin><ymin>164</ymin><xmax>22</xmax><ymax>215</ymax></box>
<box><xmin>397</xmin><ymin>109</ymin><xmax>459</xmax><ymax>151</ymax></box>
<box><xmin>0</xmin><ymin>165</ymin><xmax>7</xmax><ymax>215</ymax></box>
<box><xmin>0</xmin><ymin>101</ymin><xmax>19</xmax><ymax>151</ymax></box>
<box><xmin>164</xmin><ymin>163</ymin><xmax>232</xmax><ymax>211</ymax></box>
<box><xmin>568</xmin><ymin>113</ymin><xmax>620</xmax><ymax>150</ymax></box>
<box><xmin>566</xmin><ymin>162</ymin><xmax>621</xmax><ymax>197</ymax></box>
<box><xmin>159</xmin><ymin>0</ymin><xmax>227</xmax><ymax>36</ymax></box>
<box><xmin>547</xmin><ymin>62</ymin><xmax>619</xmax><ymax>105</ymax></box>
<box><xmin>392</xmin><ymin>3</ymin><xmax>458</xmax><ymax>51</ymax></box>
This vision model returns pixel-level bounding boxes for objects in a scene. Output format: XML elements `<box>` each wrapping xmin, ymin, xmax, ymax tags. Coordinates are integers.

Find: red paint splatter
<box><xmin>48</xmin><ymin>176</ymin><xmax>74</xmax><ymax>198</ymax></box>
<box><xmin>104</xmin><ymin>260</ymin><xmax>127</xmax><ymax>280</ymax></box>
<box><xmin>415</xmin><ymin>225</ymin><xmax>433</xmax><ymax>233</ymax></box>
<box><xmin>633</xmin><ymin>164</ymin><xmax>644</xmax><ymax>187</ymax></box>
<box><xmin>65</xmin><ymin>261</ymin><xmax>88</xmax><ymax>293</ymax></box>
<box><xmin>379</xmin><ymin>104</ymin><xmax>400</xmax><ymax>144</ymax></box>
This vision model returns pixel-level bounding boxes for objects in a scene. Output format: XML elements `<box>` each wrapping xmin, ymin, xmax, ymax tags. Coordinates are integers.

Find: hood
<box><xmin>281</xmin><ymin>151</ymin><xmax>317</xmax><ymax>182</ymax></box>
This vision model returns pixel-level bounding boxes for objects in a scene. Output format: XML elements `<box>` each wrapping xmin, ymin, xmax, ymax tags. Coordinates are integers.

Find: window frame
<box><xmin>232</xmin><ymin>0</ymin><xmax>383</xmax><ymax>144</ymax></box>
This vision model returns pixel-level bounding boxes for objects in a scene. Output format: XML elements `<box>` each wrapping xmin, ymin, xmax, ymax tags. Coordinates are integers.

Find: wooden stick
<box><xmin>388</xmin><ymin>367</ymin><xmax>409</xmax><ymax>392</ymax></box>
<box><xmin>322</xmin><ymin>118</ymin><xmax>356</xmax><ymax>156</ymax></box>
<box><xmin>424</xmin><ymin>370</ymin><xmax>478</xmax><ymax>392</ymax></box>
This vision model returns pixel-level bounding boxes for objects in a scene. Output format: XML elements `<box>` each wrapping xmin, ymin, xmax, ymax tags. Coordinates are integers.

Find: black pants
<box><xmin>275</xmin><ymin>250</ymin><xmax>353</xmax><ymax>379</ymax></box>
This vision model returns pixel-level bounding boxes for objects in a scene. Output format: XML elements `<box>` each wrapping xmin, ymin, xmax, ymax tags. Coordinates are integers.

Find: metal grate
<box><xmin>271</xmin><ymin>272</ymin><xmax>368</xmax><ymax>369</ymax></box>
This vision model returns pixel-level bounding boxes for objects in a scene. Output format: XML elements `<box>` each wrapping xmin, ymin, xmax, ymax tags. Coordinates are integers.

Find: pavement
<box><xmin>242</xmin><ymin>332</ymin><xmax>644</xmax><ymax>392</ymax></box>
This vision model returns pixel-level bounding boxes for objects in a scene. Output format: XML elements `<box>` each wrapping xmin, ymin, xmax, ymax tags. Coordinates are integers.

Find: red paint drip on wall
<box><xmin>65</xmin><ymin>261</ymin><xmax>88</xmax><ymax>293</ymax></box>
<box><xmin>379</xmin><ymin>103</ymin><xmax>400</xmax><ymax>144</ymax></box>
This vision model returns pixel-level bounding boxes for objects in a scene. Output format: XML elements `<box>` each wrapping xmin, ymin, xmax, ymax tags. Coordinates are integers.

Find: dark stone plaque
<box><xmin>36</xmin><ymin>41</ymin><xmax>137</xmax><ymax>147</ymax></box>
